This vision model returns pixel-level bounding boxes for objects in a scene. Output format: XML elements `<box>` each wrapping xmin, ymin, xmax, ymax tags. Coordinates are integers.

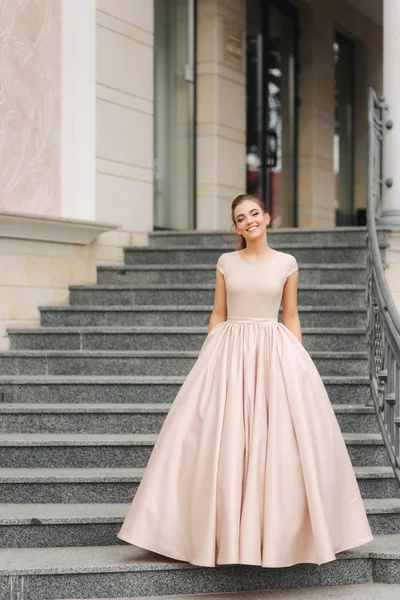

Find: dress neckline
<box><xmin>237</xmin><ymin>250</ymin><xmax>281</xmax><ymax>265</ymax></box>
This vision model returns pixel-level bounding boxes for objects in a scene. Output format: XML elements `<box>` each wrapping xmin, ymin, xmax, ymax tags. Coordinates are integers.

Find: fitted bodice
<box><xmin>216</xmin><ymin>250</ymin><xmax>298</xmax><ymax>320</ymax></box>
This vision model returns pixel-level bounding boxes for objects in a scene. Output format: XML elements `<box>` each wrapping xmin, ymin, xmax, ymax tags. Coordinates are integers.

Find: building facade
<box><xmin>0</xmin><ymin>0</ymin><xmax>384</xmax><ymax>232</ymax></box>
<box><xmin>0</xmin><ymin>0</ymin><xmax>393</xmax><ymax>347</ymax></box>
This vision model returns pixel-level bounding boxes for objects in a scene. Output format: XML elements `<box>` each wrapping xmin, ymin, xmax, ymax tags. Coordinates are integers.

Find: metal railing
<box><xmin>367</xmin><ymin>87</ymin><xmax>400</xmax><ymax>484</ymax></box>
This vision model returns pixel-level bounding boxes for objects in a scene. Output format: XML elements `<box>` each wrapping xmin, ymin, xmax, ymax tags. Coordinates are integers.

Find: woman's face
<box><xmin>233</xmin><ymin>200</ymin><xmax>270</xmax><ymax>242</ymax></box>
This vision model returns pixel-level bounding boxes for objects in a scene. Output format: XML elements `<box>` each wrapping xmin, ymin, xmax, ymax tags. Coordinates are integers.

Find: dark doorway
<box><xmin>334</xmin><ymin>32</ymin><xmax>355</xmax><ymax>226</ymax></box>
<box><xmin>246</xmin><ymin>0</ymin><xmax>298</xmax><ymax>228</ymax></box>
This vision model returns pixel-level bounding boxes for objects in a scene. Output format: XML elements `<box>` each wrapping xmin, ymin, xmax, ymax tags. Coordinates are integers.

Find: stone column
<box><xmin>381</xmin><ymin>0</ymin><xmax>400</xmax><ymax>227</ymax></box>
<box><xmin>196</xmin><ymin>0</ymin><xmax>246</xmax><ymax>230</ymax></box>
<box><xmin>297</xmin><ymin>0</ymin><xmax>335</xmax><ymax>228</ymax></box>
<box><xmin>95</xmin><ymin>0</ymin><xmax>154</xmax><ymax>236</ymax></box>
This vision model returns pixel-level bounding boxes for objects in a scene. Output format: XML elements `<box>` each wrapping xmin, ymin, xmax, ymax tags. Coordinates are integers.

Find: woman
<box><xmin>117</xmin><ymin>194</ymin><xmax>373</xmax><ymax>567</ymax></box>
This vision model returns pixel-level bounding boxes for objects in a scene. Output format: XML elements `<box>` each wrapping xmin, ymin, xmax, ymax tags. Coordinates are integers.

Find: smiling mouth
<box><xmin>247</xmin><ymin>225</ymin><xmax>258</xmax><ymax>231</ymax></box>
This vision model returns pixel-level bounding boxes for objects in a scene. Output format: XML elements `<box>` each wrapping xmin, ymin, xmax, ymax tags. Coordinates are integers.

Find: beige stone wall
<box><xmin>95</xmin><ymin>0</ymin><xmax>154</xmax><ymax>234</ymax></box>
<box><xmin>0</xmin><ymin>229</ymin><xmax>130</xmax><ymax>351</ymax></box>
<box><xmin>0</xmin><ymin>0</ymin><xmax>61</xmax><ymax>217</ymax></box>
<box><xmin>196</xmin><ymin>0</ymin><xmax>246</xmax><ymax>230</ymax></box>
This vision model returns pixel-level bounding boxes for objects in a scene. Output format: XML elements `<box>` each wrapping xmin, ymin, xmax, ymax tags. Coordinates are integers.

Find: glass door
<box><xmin>246</xmin><ymin>0</ymin><xmax>297</xmax><ymax>227</ymax></box>
<box><xmin>334</xmin><ymin>33</ymin><xmax>355</xmax><ymax>225</ymax></box>
<box><xmin>154</xmin><ymin>0</ymin><xmax>196</xmax><ymax>230</ymax></box>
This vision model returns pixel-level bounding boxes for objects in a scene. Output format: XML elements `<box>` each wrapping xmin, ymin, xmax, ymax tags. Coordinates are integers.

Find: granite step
<box><xmin>0</xmin><ymin>375</ymin><xmax>371</xmax><ymax>405</ymax></box>
<box><xmin>364</xmin><ymin>498</ymin><xmax>400</xmax><ymax>535</ymax></box>
<box><xmin>0</xmin><ymin>350</ymin><xmax>368</xmax><ymax>377</ymax></box>
<box><xmin>0</xmin><ymin>498</ymin><xmax>398</xmax><ymax>548</ymax></box>
<box><xmin>0</xmin><ymin>433</ymin><xmax>387</xmax><ymax>469</ymax></box>
<box><xmin>97</xmin><ymin>263</ymin><xmax>367</xmax><ymax>285</ymax></box>
<box><xmin>0</xmin><ymin>466</ymin><xmax>145</xmax><ymax>504</ymax></box>
<box><xmin>0</xmin><ymin>535</ymin><xmax>399</xmax><ymax>599</ymax></box>
<box><xmin>8</xmin><ymin>326</ymin><xmax>367</xmax><ymax>353</ymax></box>
<box><xmin>39</xmin><ymin>305</ymin><xmax>367</xmax><ymax>328</ymax></box>
<box><xmin>0</xmin><ymin>403</ymin><xmax>170</xmax><ymax>434</ymax></box>
<box><xmin>148</xmin><ymin>226</ymin><xmax>383</xmax><ymax>247</ymax></box>
<box><xmin>0</xmin><ymin>403</ymin><xmax>378</xmax><ymax>435</ymax></box>
<box><xmin>333</xmin><ymin>405</ymin><xmax>378</xmax><ymax>433</ymax></box>
<box><xmin>0</xmin><ymin>466</ymin><xmax>396</xmax><ymax>505</ymax></box>
<box><xmin>68</xmin><ymin>284</ymin><xmax>366</xmax><ymax>308</ymax></box>
<box><xmin>123</xmin><ymin>243</ymin><xmax>378</xmax><ymax>266</ymax></box>
<box><xmin>62</xmin><ymin>584</ymin><xmax>400</xmax><ymax>600</ymax></box>
<box><xmin>0</xmin><ymin>503</ymin><xmax>127</xmax><ymax>548</ymax></box>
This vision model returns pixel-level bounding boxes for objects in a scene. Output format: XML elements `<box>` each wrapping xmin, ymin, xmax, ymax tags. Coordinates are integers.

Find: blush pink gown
<box><xmin>117</xmin><ymin>250</ymin><xmax>373</xmax><ymax>567</ymax></box>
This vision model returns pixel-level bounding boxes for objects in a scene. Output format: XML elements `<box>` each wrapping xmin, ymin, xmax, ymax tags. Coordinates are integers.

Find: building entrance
<box><xmin>246</xmin><ymin>0</ymin><xmax>297</xmax><ymax>227</ymax></box>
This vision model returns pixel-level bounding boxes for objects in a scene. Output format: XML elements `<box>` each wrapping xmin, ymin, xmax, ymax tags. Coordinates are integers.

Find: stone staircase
<box><xmin>1</xmin><ymin>227</ymin><xmax>400</xmax><ymax>600</ymax></box>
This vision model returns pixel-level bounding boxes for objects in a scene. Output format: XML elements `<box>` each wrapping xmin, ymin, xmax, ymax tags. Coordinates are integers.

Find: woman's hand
<box><xmin>282</xmin><ymin>271</ymin><xmax>302</xmax><ymax>344</ymax></box>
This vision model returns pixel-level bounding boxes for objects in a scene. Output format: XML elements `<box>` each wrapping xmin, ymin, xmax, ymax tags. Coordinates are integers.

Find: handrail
<box><xmin>366</xmin><ymin>87</ymin><xmax>400</xmax><ymax>484</ymax></box>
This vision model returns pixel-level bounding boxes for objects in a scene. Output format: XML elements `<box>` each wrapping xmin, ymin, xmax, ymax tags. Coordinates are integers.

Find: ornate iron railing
<box><xmin>367</xmin><ymin>87</ymin><xmax>400</xmax><ymax>484</ymax></box>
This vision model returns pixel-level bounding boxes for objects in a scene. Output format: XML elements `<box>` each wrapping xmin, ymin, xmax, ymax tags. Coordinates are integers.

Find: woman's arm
<box><xmin>282</xmin><ymin>270</ymin><xmax>302</xmax><ymax>344</ymax></box>
<box><xmin>208</xmin><ymin>268</ymin><xmax>227</xmax><ymax>333</ymax></box>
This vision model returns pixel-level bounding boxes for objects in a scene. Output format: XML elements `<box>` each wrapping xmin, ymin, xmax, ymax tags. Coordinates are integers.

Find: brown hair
<box><xmin>231</xmin><ymin>194</ymin><xmax>266</xmax><ymax>250</ymax></box>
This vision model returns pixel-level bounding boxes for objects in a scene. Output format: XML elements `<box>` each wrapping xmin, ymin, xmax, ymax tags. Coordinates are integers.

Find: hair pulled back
<box><xmin>231</xmin><ymin>194</ymin><xmax>266</xmax><ymax>250</ymax></box>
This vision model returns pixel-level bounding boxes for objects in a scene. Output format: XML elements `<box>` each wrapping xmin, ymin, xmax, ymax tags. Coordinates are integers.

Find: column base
<box><xmin>378</xmin><ymin>209</ymin><xmax>400</xmax><ymax>229</ymax></box>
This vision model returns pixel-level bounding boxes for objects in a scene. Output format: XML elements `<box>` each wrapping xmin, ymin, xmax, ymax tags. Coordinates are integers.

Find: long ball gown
<box><xmin>117</xmin><ymin>250</ymin><xmax>373</xmax><ymax>567</ymax></box>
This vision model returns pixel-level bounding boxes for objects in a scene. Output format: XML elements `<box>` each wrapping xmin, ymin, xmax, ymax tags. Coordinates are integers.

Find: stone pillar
<box><xmin>196</xmin><ymin>0</ymin><xmax>246</xmax><ymax>230</ymax></box>
<box><xmin>297</xmin><ymin>0</ymin><xmax>335</xmax><ymax>228</ymax></box>
<box><xmin>61</xmin><ymin>0</ymin><xmax>96</xmax><ymax>220</ymax></box>
<box><xmin>95</xmin><ymin>0</ymin><xmax>154</xmax><ymax>235</ymax></box>
<box><xmin>381</xmin><ymin>0</ymin><xmax>400</xmax><ymax>227</ymax></box>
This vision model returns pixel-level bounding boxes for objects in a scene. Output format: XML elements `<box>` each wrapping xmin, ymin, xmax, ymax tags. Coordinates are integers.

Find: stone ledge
<box><xmin>0</xmin><ymin>211</ymin><xmax>120</xmax><ymax>245</ymax></box>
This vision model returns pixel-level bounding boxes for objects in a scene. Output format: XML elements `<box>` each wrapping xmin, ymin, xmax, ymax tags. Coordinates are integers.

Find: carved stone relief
<box><xmin>0</xmin><ymin>0</ymin><xmax>61</xmax><ymax>216</ymax></box>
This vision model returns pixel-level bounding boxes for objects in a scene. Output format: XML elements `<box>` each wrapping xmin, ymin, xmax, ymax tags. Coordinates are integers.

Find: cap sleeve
<box><xmin>217</xmin><ymin>254</ymin><xmax>225</xmax><ymax>275</ymax></box>
<box><xmin>286</xmin><ymin>254</ymin><xmax>298</xmax><ymax>279</ymax></box>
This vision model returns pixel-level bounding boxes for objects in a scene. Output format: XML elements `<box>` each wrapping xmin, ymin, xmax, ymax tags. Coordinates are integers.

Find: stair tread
<box><xmin>0</xmin><ymin>402</ymin><xmax>172</xmax><ymax>412</ymax></box>
<box><xmin>150</xmin><ymin>227</ymin><xmax>368</xmax><ymax>234</ymax></box>
<box><xmin>355</xmin><ymin>466</ymin><xmax>396</xmax><ymax>477</ymax></box>
<box><xmin>0</xmin><ymin>498</ymin><xmax>398</xmax><ymax>524</ymax></box>
<box><xmin>39</xmin><ymin>304</ymin><xmax>366</xmax><ymax>312</ymax></box>
<box><xmin>363</xmin><ymin>498</ymin><xmax>400</xmax><ymax>512</ymax></box>
<box><xmin>61</xmin><ymin>584</ymin><xmax>400</xmax><ymax>600</ymax></box>
<box><xmin>0</xmin><ymin>402</ymin><xmax>374</xmax><ymax>413</ymax></box>
<box><xmin>124</xmin><ymin>242</ymin><xmax>377</xmax><ymax>250</ymax></box>
<box><xmin>0</xmin><ymin>503</ymin><xmax>128</xmax><ymax>523</ymax></box>
<box><xmin>68</xmin><ymin>283</ymin><xmax>366</xmax><ymax>290</ymax></box>
<box><xmin>98</xmin><ymin>262</ymin><xmax>367</xmax><ymax>271</ymax></box>
<box><xmin>0</xmin><ymin>433</ymin><xmax>158</xmax><ymax>445</ymax></box>
<box><xmin>0</xmin><ymin>374</ymin><xmax>369</xmax><ymax>383</ymax></box>
<box><xmin>7</xmin><ymin>326</ymin><xmax>367</xmax><ymax>334</ymax></box>
<box><xmin>0</xmin><ymin>350</ymin><xmax>369</xmax><ymax>358</ymax></box>
<box><xmin>0</xmin><ymin>535</ymin><xmax>397</xmax><ymax>576</ymax></box>
<box><xmin>0</xmin><ymin>467</ymin><xmax>146</xmax><ymax>481</ymax></box>
<box><xmin>0</xmin><ymin>465</ymin><xmax>390</xmax><ymax>482</ymax></box>
<box><xmin>0</xmin><ymin>375</ymin><xmax>191</xmax><ymax>383</ymax></box>
<box><xmin>0</xmin><ymin>432</ymin><xmax>383</xmax><ymax>445</ymax></box>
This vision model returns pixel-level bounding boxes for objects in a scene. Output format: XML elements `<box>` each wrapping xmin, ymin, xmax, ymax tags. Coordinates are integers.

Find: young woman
<box><xmin>117</xmin><ymin>194</ymin><xmax>373</xmax><ymax>567</ymax></box>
